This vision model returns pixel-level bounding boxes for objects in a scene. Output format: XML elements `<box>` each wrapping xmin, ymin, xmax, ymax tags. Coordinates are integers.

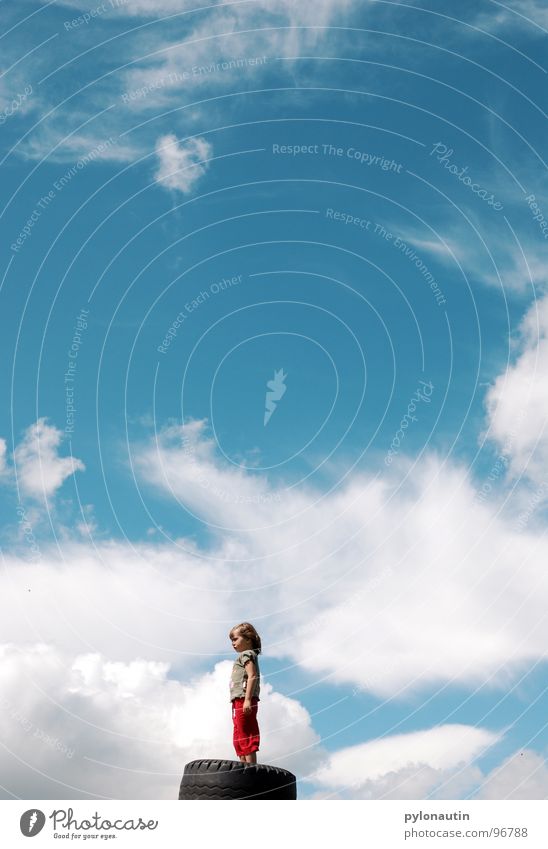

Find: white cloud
<box><xmin>154</xmin><ymin>134</ymin><xmax>212</xmax><ymax>194</ymax></box>
<box><xmin>477</xmin><ymin>749</ymin><xmax>548</xmax><ymax>799</ymax></box>
<box><xmin>0</xmin><ymin>643</ymin><xmax>322</xmax><ymax>798</ymax></box>
<box><xmin>132</xmin><ymin>420</ymin><xmax>548</xmax><ymax>698</ymax></box>
<box><xmin>308</xmin><ymin>728</ymin><xmax>548</xmax><ymax>800</ymax></box>
<box><xmin>11</xmin><ymin>418</ymin><xmax>85</xmax><ymax>501</ymax></box>
<box><xmin>132</xmin><ymin>418</ymin><xmax>295</xmax><ymax>530</ymax></box>
<box><xmin>485</xmin><ymin>294</ymin><xmax>548</xmax><ymax>487</ymax></box>
<box><xmin>310</xmin><ymin>724</ymin><xmax>500</xmax><ymax>799</ymax></box>
<box><xmin>0</xmin><ymin>539</ymin><xmax>230</xmax><ymax>662</ymax></box>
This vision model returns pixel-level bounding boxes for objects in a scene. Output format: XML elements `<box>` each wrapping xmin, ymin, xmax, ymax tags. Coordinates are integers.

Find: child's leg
<box><xmin>233</xmin><ymin>697</ymin><xmax>260</xmax><ymax>763</ymax></box>
<box><xmin>243</xmin><ymin>699</ymin><xmax>259</xmax><ymax>763</ymax></box>
<box><xmin>233</xmin><ymin>700</ymin><xmax>246</xmax><ymax>760</ymax></box>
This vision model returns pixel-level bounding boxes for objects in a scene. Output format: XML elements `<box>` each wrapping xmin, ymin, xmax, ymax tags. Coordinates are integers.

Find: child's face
<box><xmin>231</xmin><ymin>630</ymin><xmax>252</xmax><ymax>652</ymax></box>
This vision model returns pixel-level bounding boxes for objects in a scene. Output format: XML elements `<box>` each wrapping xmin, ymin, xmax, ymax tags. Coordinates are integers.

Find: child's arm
<box><xmin>242</xmin><ymin>659</ymin><xmax>257</xmax><ymax>713</ymax></box>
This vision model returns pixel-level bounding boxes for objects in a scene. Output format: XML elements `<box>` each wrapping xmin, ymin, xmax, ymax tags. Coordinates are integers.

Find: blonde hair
<box><xmin>229</xmin><ymin>622</ymin><xmax>262</xmax><ymax>654</ymax></box>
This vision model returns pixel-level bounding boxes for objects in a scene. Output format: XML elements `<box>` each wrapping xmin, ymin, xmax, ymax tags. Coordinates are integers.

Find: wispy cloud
<box><xmin>18</xmin><ymin>127</ymin><xmax>139</xmax><ymax>165</ymax></box>
<box><xmin>393</xmin><ymin>209</ymin><xmax>548</xmax><ymax>294</ymax></box>
<box><xmin>23</xmin><ymin>0</ymin><xmax>361</xmax><ymax>159</ymax></box>
<box><xmin>0</xmin><ymin>439</ymin><xmax>9</xmax><ymax>480</ymax></box>
<box><xmin>474</xmin><ymin>0</ymin><xmax>548</xmax><ymax>34</ymax></box>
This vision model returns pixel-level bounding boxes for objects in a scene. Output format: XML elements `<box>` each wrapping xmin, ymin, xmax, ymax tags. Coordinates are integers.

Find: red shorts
<box><xmin>231</xmin><ymin>696</ymin><xmax>260</xmax><ymax>757</ymax></box>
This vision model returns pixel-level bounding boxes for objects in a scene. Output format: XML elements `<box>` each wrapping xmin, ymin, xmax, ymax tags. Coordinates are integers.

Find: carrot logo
<box><xmin>20</xmin><ymin>809</ymin><xmax>46</xmax><ymax>836</ymax></box>
<box><xmin>264</xmin><ymin>369</ymin><xmax>287</xmax><ymax>426</ymax></box>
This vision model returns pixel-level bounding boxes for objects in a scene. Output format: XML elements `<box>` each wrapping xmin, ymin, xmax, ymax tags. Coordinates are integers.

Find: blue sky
<box><xmin>0</xmin><ymin>0</ymin><xmax>547</xmax><ymax>800</ymax></box>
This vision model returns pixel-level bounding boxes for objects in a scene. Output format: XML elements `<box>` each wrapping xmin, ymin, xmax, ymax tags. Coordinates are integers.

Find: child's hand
<box><xmin>243</xmin><ymin>700</ymin><xmax>252</xmax><ymax>714</ymax></box>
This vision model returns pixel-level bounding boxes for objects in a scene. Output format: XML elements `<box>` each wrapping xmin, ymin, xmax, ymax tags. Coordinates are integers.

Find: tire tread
<box><xmin>179</xmin><ymin>758</ymin><xmax>297</xmax><ymax>800</ymax></box>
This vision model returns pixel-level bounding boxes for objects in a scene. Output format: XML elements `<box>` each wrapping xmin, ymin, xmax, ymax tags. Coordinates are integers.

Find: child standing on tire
<box><xmin>229</xmin><ymin>622</ymin><xmax>261</xmax><ymax>764</ymax></box>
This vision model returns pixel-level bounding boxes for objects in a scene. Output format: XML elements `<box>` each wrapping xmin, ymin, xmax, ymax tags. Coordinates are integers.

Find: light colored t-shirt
<box><xmin>229</xmin><ymin>649</ymin><xmax>261</xmax><ymax>701</ymax></box>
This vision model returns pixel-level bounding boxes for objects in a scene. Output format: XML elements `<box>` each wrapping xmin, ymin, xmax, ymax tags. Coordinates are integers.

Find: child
<box><xmin>229</xmin><ymin>622</ymin><xmax>261</xmax><ymax>764</ymax></box>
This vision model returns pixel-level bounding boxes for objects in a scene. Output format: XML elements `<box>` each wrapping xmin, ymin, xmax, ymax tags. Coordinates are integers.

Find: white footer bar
<box><xmin>1</xmin><ymin>800</ymin><xmax>546</xmax><ymax>848</ymax></box>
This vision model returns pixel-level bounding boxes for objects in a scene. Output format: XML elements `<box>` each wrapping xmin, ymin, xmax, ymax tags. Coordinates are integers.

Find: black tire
<box><xmin>179</xmin><ymin>758</ymin><xmax>297</xmax><ymax>800</ymax></box>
